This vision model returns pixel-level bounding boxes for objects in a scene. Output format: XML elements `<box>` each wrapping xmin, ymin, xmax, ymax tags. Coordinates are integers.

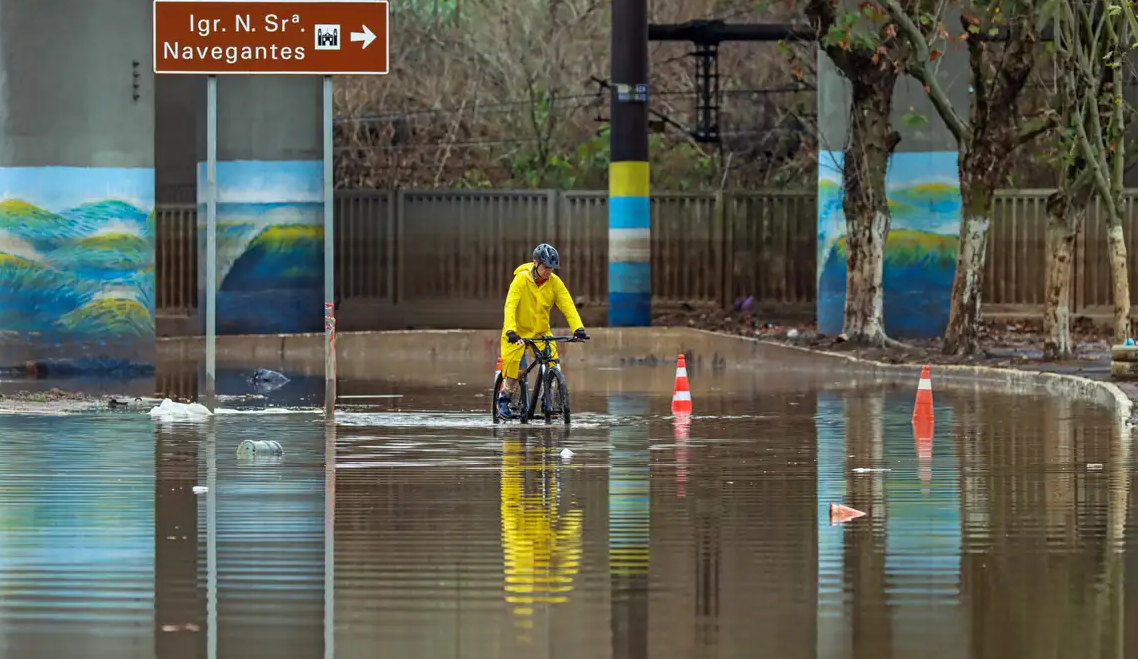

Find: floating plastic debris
<box><xmin>236</xmin><ymin>439</ymin><xmax>284</xmax><ymax>458</ymax></box>
<box><xmin>149</xmin><ymin>398</ymin><xmax>213</xmax><ymax>421</ymax></box>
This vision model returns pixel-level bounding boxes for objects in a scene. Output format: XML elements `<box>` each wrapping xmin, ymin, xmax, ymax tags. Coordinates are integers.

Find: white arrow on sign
<box><xmin>350</xmin><ymin>25</ymin><xmax>376</xmax><ymax>49</ymax></box>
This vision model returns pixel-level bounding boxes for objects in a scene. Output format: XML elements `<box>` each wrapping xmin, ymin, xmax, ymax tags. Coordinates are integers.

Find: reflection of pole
<box><xmin>325</xmin><ymin>421</ymin><xmax>335</xmax><ymax>659</ymax></box>
<box><xmin>206</xmin><ymin>420</ymin><xmax>217</xmax><ymax>659</ymax></box>
<box><xmin>1093</xmin><ymin>416</ymin><xmax>1130</xmax><ymax>659</ymax></box>
<box><xmin>694</xmin><ymin>497</ymin><xmax>720</xmax><ymax>653</ymax></box>
<box><xmin>815</xmin><ymin>390</ymin><xmax>846</xmax><ymax>657</ymax></box>
<box><xmin>204</xmin><ymin>76</ymin><xmax>218</xmax><ymax>409</ymax></box>
<box><xmin>322</xmin><ymin>75</ymin><xmax>337</xmax><ymax>418</ymax></box>
<box><xmin>843</xmin><ymin>391</ymin><xmax>891</xmax><ymax>659</ymax></box>
<box><xmin>608</xmin><ymin>395</ymin><xmax>650</xmax><ymax>659</ymax></box>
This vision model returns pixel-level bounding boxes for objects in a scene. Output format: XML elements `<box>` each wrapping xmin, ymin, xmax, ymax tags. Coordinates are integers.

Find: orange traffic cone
<box><xmin>672</xmin><ymin>355</ymin><xmax>692</xmax><ymax>414</ymax></box>
<box><xmin>913</xmin><ymin>415</ymin><xmax>933</xmax><ymax>489</ymax></box>
<box><xmin>829</xmin><ymin>503</ymin><xmax>866</xmax><ymax>525</ymax></box>
<box><xmin>912</xmin><ymin>365</ymin><xmax>934</xmax><ymax>421</ymax></box>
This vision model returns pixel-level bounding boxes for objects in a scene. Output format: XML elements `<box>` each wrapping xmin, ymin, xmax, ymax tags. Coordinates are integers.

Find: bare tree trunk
<box><xmin>942</xmin><ymin>172</ymin><xmax>994</xmax><ymax>356</ymax></box>
<box><xmin>1042</xmin><ymin>205</ymin><xmax>1083</xmax><ymax>360</ymax></box>
<box><xmin>841</xmin><ymin>74</ymin><xmax>899</xmax><ymax>345</ymax></box>
<box><xmin>1042</xmin><ymin>162</ymin><xmax>1091</xmax><ymax>360</ymax></box>
<box><xmin>1106</xmin><ymin>220</ymin><xmax>1131</xmax><ymax>341</ymax></box>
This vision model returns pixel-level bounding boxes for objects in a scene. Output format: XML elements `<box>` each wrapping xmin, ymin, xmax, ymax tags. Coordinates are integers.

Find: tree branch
<box><xmin>882</xmin><ymin>0</ymin><xmax>970</xmax><ymax>144</ymax></box>
<box><xmin>1014</xmin><ymin>112</ymin><xmax>1058</xmax><ymax>147</ymax></box>
<box><xmin>1073</xmin><ymin>100</ymin><xmax>1114</xmax><ymax>203</ymax></box>
<box><xmin>804</xmin><ymin>0</ymin><xmax>850</xmax><ymax>71</ymax></box>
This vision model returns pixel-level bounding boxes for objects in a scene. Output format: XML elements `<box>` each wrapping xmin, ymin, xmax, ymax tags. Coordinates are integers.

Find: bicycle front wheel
<box><xmin>543</xmin><ymin>367</ymin><xmax>571</xmax><ymax>425</ymax></box>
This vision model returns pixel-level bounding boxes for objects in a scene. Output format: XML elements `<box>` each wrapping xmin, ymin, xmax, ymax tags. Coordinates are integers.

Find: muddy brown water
<box><xmin>0</xmin><ymin>363</ymin><xmax>1132</xmax><ymax>659</ymax></box>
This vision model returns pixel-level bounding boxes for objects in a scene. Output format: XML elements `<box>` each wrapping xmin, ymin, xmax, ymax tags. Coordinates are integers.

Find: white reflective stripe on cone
<box><xmin>675</xmin><ymin>368</ymin><xmax>687</xmax><ymax>378</ymax></box>
<box><xmin>918</xmin><ymin>379</ymin><xmax>932</xmax><ymax>390</ymax></box>
<box><xmin>673</xmin><ymin>390</ymin><xmax>692</xmax><ymax>401</ymax></box>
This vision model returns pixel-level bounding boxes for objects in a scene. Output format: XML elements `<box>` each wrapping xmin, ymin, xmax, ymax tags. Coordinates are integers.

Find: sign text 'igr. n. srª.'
<box><xmin>163</xmin><ymin>12</ymin><xmax>309</xmax><ymax>63</ymax></box>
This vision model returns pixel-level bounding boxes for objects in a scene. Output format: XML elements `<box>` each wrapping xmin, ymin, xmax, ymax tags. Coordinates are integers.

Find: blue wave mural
<box><xmin>197</xmin><ymin>161</ymin><xmax>323</xmax><ymax>335</ymax></box>
<box><xmin>0</xmin><ymin>167</ymin><xmax>155</xmax><ymax>369</ymax></box>
<box><xmin>817</xmin><ymin>151</ymin><xmax>960</xmax><ymax>338</ymax></box>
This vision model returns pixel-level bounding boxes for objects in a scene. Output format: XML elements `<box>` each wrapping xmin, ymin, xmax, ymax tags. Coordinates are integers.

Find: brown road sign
<box><xmin>153</xmin><ymin>0</ymin><xmax>389</xmax><ymax>75</ymax></box>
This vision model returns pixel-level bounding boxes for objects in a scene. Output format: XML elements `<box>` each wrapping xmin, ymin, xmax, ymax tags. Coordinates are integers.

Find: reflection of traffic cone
<box><xmin>673</xmin><ymin>415</ymin><xmax>690</xmax><ymax>498</ymax></box>
<box><xmin>672</xmin><ymin>355</ymin><xmax>692</xmax><ymax>415</ymax></box>
<box><xmin>913</xmin><ymin>415</ymin><xmax>933</xmax><ymax>489</ymax></box>
<box><xmin>913</xmin><ymin>365</ymin><xmax>934</xmax><ymax>421</ymax></box>
<box><xmin>829</xmin><ymin>503</ymin><xmax>866</xmax><ymax>525</ymax></box>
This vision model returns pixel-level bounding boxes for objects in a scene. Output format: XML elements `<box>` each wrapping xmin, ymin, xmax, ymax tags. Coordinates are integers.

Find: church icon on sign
<box><xmin>315</xmin><ymin>24</ymin><xmax>340</xmax><ymax>50</ymax></box>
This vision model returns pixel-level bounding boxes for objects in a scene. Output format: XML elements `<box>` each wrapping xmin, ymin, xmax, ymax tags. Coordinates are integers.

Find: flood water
<box><xmin>0</xmin><ymin>370</ymin><xmax>1134</xmax><ymax>659</ymax></box>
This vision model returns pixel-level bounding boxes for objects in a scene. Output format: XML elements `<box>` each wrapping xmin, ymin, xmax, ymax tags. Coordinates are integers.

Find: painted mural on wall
<box><xmin>197</xmin><ymin>160</ymin><xmax>323</xmax><ymax>335</ymax></box>
<box><xmin>0</xmin><ymin>167</ymin><xmax>155</xmax><ymax>367</ymax></box>
<box><xmin>816</xmin><ymin>151</ymin><xmax>961</xmax><ymax>338</ymax></box>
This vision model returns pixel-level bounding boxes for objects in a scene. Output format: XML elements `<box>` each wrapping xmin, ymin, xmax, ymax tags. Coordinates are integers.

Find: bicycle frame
<box><xmin>513</xmin><ymin>335</ymin><xmax>578</xmax><ymax>421</ymax></box>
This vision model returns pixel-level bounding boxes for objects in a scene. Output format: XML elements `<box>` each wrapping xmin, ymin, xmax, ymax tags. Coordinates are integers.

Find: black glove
<box><xmin>506</xmin><ymin>330</ymin><xmax>520</xmax><ymax>344</ymax></box>
<box><xmin>574</xmin><ymin>328</ymin><xmax>589</xmax><ymax>340</ymax></box>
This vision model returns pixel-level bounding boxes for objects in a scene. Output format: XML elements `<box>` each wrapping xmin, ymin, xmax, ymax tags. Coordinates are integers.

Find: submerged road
<box><xmin>0</xmin><ymin>365</ymin><xmax>1128</xmax><ymax>659</ymax></box>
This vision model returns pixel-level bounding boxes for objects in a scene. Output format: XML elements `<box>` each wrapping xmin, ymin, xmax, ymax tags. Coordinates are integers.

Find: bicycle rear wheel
<box><xmin>543</xmin><ymin>367</ymin><xmax>571</xmax><ymax>425</ymax></box>
<box><xmin>492</xmin><ymin>373</ymin><xmax>504</xmax><ymax>424</ymax></box>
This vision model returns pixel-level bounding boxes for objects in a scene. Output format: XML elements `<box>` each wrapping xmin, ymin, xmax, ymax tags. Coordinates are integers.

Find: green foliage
<box><xmin>462</xmin><ymin>125</ymin><xmax>720</xmax><ymax>191</ymax></box>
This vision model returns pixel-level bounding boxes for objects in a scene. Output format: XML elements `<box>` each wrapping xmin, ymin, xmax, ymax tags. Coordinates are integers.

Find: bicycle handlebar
<box><xmin>520</xmin><ymin>335</ymin><xmax>588</xmax><ymax>343</ymax></box>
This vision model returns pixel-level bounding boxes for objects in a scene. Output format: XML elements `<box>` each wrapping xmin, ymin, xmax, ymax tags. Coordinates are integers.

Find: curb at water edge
<box><xmin>753</xmin><ymin>338</ymin><xmax>1134</xmax><ymax>422</ymax></box>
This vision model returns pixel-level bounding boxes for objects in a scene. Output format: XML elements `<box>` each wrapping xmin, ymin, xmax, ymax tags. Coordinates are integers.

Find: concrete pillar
<box><xmin>156</xmin><ymin>76</ymin><xmax>203</xmax><ymax>204</ymax></box>
<box><xmin>197</xmin><ymin>77</ymin><xmax>323</xmax><ymax>336</ymax></box>
<box><xmin>815</xmin><ymin>46</ymin><xmax>970</xmax><ymax>338</ymax></box>
<box><xmin>608</xmin><ymin>0</ymin><xmax>651</xmax><ymax>327</ymax></box>
<box><xmin>0</xmin><ymin>0</ymin><xmax>156</xmax><ymax>371</ymax></box>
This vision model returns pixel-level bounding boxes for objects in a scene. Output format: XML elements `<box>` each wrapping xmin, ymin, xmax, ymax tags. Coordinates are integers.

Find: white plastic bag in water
<box><xmin>149</xmin><ymin>398</ymin><xmax>213</xmax><ymax>421</ymax></box>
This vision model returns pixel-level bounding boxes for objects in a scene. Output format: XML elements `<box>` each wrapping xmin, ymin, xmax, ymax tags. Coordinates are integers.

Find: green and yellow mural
<box><xmin>197</xmin><ymin>160</ymin><xmax>323</xmax><ymax>335</ymax></box>
<box><xmin>817</xmin><ymin>151</ymin><xmax>961</xmax><ymax>338</ymax></box>
<box><xmin>0</xmin><ymin>167</ymin><xmax>154</xmax><ymax>370</ymax></box>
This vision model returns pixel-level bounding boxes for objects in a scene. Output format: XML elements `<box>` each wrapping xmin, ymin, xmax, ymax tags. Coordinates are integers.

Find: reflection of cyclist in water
<box><xmin>499</xmin><ymin>432</ymin><xmax>583</xmax><ymax>640</ymax></box>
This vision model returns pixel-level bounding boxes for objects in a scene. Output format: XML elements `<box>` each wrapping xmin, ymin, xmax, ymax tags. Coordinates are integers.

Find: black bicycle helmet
<box><xmin>533</xmin><ymin>243</ymin><xmax>561</xmax><ymax>268</ymax></box>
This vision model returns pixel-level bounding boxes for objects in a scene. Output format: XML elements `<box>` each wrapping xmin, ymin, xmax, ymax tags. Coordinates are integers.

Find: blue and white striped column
<box><xmin>608</xmin><ymin>162</ymin><xmax>651</xmax><ymax>326</ymax></box>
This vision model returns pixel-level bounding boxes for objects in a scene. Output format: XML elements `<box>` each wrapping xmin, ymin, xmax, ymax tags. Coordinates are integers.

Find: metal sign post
<box><xmin>323</xmin><ymin>76</ymin><xmax>336</xmax><ymax>418</ymax></box>
<box><xmin>204</xmin><ymin>76</ymin><xmax>218</xmax><ymax>410</ymax></box>
<box><xmin>154</xmin><ymin>0</ymin><xmax>389</xmax><ymax>416</ymax></box>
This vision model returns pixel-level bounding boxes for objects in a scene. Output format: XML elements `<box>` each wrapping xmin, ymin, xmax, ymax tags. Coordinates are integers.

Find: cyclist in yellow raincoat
<box><xmin>497</xmin><ymin>243</ymin><xmax>588</xmax><ymax>420</ymax></box>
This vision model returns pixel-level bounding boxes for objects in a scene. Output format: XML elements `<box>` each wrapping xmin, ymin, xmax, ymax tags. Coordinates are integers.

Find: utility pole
<box><xmin>608</xmin><ymin>0</ymin><xmax>651</xmax><ymax>327</ymax></box>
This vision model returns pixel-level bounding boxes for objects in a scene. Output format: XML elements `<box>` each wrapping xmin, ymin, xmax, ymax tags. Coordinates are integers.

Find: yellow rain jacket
<box><xmin>500</xmin><ymin>263</ymin><xmax>584</xmax><ymax>380</ymax></box>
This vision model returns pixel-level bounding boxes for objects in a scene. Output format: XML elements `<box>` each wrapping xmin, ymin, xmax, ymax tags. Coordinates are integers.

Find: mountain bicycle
<box><xmin>492</xmin><ymin>335</ymin><xmax>586</xmax><ymax>425</ymax></box>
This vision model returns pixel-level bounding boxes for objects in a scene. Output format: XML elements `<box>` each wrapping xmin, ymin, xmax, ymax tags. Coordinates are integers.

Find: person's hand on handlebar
<box><xmin>573</xmin><ymin>328</ymin><xmax>589</xmax><ymax>341</ymax></box>
<box><xmin>506</xmin><ymin>330</ymin><xmax>520</xmax><ymax>344</ymax></box>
